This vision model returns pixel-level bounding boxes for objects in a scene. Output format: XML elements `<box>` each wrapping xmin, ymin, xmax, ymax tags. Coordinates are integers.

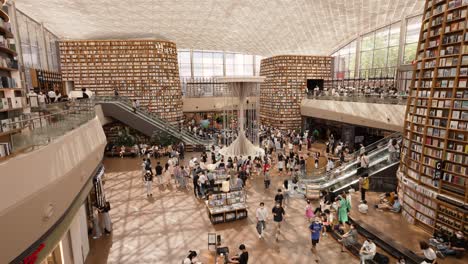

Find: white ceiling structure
<box><xmin>14</xmin><ymin>0</ymin><xmax>424</xmax><ymax>56</ymax></box>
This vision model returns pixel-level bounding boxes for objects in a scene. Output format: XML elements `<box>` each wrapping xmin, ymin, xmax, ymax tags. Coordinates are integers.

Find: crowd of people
<box><xmin>309</xmin><ymin>83</ymin><xmax>405</xmax><ymax>99</ymax></box>
<box><xmin>107</xmin><ymin>122</ymin><xmax>465</xmax><ymax>264</ymax></box>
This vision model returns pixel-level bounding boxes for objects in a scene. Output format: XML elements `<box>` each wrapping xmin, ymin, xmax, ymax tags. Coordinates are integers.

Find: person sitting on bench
<box><xmin>376</xmin><ymin>196</ymin><xmax>401</xmax><ymax>212</ymax></box>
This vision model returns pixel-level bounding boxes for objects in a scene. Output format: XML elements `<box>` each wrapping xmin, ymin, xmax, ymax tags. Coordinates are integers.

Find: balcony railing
<box><xmin>4</xmin><ymin>99</ymin><xmax>95</xmax><ymax>156</ymax></box>
<box><xmin>306</xmin><ymin>92</ymin><xmax>408</xmax><ymax>105</ymax></box>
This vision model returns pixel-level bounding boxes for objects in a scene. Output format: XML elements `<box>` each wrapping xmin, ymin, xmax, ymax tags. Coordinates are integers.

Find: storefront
<box><xmin>12</xmin><ymin>165</ymin><xmax>105</xmax><ymax>264</ymax></box>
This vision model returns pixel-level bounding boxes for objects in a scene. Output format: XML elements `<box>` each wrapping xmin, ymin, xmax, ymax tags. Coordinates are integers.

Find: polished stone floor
<box><xmin>85</xmin><ymin>151</ymin><xmax>359</xmax><ymax>264</ymax></box>
<box><xmin>85</xmin><ymin>149</ymin><xmax>466</xmax><ymax>264</ymax></box>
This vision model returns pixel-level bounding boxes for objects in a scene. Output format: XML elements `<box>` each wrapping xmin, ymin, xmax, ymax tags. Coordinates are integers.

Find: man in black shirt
<box><xmin>274</xmin><ymin>189</ymin><xmax>284</xmax><ymax>206</ymax></box>
<box><xmin>229</xmin><ymin>244</ymin><xmax>248</xmax><ymax>264</ymax></box>
<box><xmin>155</xmin><ymin>162</ymin><xmax>163</xmax><ymax>185</ymax></box>
<box><xmin>272</xmin><ymin>202</ymin><xmax>285</xmax><ymax>242</ymax></box>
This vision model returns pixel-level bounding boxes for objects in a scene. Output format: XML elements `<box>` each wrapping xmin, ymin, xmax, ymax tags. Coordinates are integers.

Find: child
<box><xmin>305</xmin><ymin>200</ymin><xmax>315</xmax><ymax>222</ymax></box>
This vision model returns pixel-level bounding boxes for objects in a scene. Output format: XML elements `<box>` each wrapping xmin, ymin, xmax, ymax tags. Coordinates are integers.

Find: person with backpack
<box><xmin>144</xmin><ymin>171</ymin><xmax>153</xmax><ymax>197</ymax></box>
<box><xmin>359</xmin><ymin>173</ymin><xmax>370</xmax><ymax>202</ymax></box>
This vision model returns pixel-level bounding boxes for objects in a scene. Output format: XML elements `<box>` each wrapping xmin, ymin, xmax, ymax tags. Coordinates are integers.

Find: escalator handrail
<box><xmin>306</xmin><ymin>158</ymin><xmax>400</xmax><ymax>192</ymax></box>
<box><xmin>304</xmin><ymin>135</ymin><xmax>402</xmax><ymax>183</ymax></box>
<box><xmin>95</xmin><ymin>97</ymin><xmax>211</xmax><ymax>145</ymax></box>
<box><xmin>103</xmin><ymin>99</ymin><xmax>212</xmax><ymax>145</ymax></box>
<box><xmin>308</xmin><ymin>153</ymin><xmax>394</xmax><ymax>190</ymax></box>
<box><xmin>303</xmin><ymin>132</ymin><xmax>401</xmax><ymax>181</ymax></box>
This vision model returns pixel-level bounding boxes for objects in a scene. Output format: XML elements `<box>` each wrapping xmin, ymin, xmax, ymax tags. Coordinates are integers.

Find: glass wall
<box><xmin>332</xmin><ymin>41</ymin><xmax>356</xmax><ymax>78</ymax></box>
<box><xmin>16</xmin><ymin>10</ymin><xmax>60</xmax><ymax>71</ymax></box>
<box><xmin>331</xmin><ymin>15</ymin><xmax>423</xmax><ymax>79</ymax></box>
<box><xmin>177</xmin><ymin>50</ymin><xmax>262</xmax><ymax>79</ymax></box>
<box><xmin>403</xmin><ymin>16</ymin><xmax>422</xmax><ymax>64</ymax></box>
<box><xmin>358</xmin><ymin>22</ymin><xmax>401</xmax><ymax>78</ymax></box>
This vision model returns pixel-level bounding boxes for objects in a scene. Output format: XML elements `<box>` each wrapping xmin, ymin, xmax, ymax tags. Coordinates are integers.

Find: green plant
<box><xmin>114</xmin><ymin>127</ymin><xmax>136</xmax><ymax>146</ymax></box>
<box><xmin>150</xmin><ymin>130</ymin><xmax>177</xmax><ymax>146</ymax></box>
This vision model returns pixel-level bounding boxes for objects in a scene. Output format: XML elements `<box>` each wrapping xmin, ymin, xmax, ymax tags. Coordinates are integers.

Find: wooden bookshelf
<box><xmin>30</xmin><ymin>68</ymin><xmax>64</xmax><ymax>95</ymax></box>
<box><xmin>58</xmin><ymin>40</ymin><xmax>183</xmax><ymax>123</ymax></box>
<box><xmin>400</xmin><ymin>0</ymin><xmax>468</xmax><ymax>237</ymax></box>
<box><xmin>259</xmin><ymin>55</ymin><xmax>332</xmax><ymax>130</ymax></box>
<box><xmin>0</xmin><ymin>3</ymin><xmax>23</xmax><ymax>159</ymax></box>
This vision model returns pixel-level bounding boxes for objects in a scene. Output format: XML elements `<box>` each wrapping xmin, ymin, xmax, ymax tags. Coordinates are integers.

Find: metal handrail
<box><xmin>95</xmin><ymin>96</ymin><xmax>213</xmax><ymax>145</ymax></box>
<box><xmin>301</xmin><ymin>132</ymin><xmax>401</xmax><ymax>182</ymax></box>
<box><xmin>1</xmin><ymin>99</ymin><xmax>96</xmax><ymax>158</ymax></box>
<box><xmin>306</xmin><ymin>93</ymin><xmax>408</xmax><ymax>105</ymax></box>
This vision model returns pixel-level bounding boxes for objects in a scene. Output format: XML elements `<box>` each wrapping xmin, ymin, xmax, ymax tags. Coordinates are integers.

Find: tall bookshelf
<box><xmin>30</xmin><ymin>68</ymin><xmax>64</xmax><ymax>96</ymax></box>
<box><xmin>259</xmin><ymin>55</ymin><xmax>332</xmax><ymax>130</ymax></box>
<box><xmin>400</xmin><ymin>0</ymin><xmax>468</xmax><ymax>237</ymax></box>
<box><xmin>58</xmin><ymin>40</ymin><xmax>183</xmax><ymax>123</ymax></box>
<box><xmin>0</xmin><ymin>2</ymin><xmax>23</xmax><ymax>158</ymax></box>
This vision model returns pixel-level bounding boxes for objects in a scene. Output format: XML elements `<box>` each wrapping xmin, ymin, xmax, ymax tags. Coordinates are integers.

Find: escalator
<box><xmin>95</xmin><ymin>96</ymin><xmax>211</xmax><ymax>146</ymax></box>
<box><xmin>299</xmin><ymin>133</ymin><xmax>402</xmax><ymax>194</ymax></box>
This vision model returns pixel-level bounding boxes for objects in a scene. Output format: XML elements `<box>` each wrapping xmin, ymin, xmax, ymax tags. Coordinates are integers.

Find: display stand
<box><xmin>206</xmin><ymin>190</ymin><xmax>248</xmax><ymax>224</ymax></box>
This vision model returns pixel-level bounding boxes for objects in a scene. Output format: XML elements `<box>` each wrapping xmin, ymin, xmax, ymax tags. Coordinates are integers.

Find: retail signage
<box><xmin>433</xmin><ymin>160</ymin><xmax>444</xmax><ymax>180</ymax></box>
<box><xmin>22</xmin><ymin>243</ymin><xmax>45</xmax><ymax>264</ymax></box>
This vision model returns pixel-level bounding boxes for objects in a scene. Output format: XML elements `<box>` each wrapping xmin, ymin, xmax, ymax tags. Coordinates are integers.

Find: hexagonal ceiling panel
<box><xmin>15</xmin><ymin>0</ymin><xmax>424</xmax><ymax>56</ymax></box>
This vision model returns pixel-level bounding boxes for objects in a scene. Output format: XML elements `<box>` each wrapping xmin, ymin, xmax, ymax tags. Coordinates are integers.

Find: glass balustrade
<box><xmin>6</xmin><ymin>99</ymin><xmax>95</xmax><ymax>155</ymax></box>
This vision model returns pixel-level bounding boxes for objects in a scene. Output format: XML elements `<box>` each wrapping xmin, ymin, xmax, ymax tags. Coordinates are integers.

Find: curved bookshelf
<box><xmin>0</xmin><ymin>26</ymin><xmax>13</xmax><ymax>38</ymax></box>
<box><xmin>0</xmin><ymin>9</ymin><xmax>9</xmax><ymax>23</ymax></box>
<box><xmin>0</xmin><ymin>46</ymin><xmax>16</xmax><ymax>56</ymax></box>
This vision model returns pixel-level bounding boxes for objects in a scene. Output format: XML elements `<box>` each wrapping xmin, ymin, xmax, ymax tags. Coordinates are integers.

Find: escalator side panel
<box><xmin>368</xmin><ymin>163</ymin><xmax>399</xmax><ymax>193</ymax></box>
<box><xmin>101</xmin><ymin>103</ymin><xmax>156</xmax><ymax>137</ymax></box>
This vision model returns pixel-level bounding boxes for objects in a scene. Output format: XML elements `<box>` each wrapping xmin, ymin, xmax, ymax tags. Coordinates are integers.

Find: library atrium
<box><xmin>0</xmin><ymin>0</ymin><xmax>467</xmax><ymax>263</ymax></box>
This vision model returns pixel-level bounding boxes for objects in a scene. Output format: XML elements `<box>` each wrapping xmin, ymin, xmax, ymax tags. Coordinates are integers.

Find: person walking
<box><xmin>314</xmin><ymin>152</ymin><xmax>320</xmax><ymax>169</ymax></box>
<box><xmin>338</xmin><ymin>196</ymin><xmax>349</xmax><ymax>225</ymax></box>
<box><xmin>155</xmin><ymin>162</ymin><xmax>163</xmax><ymax>185</ymax></box>
<box><xmin>305</xmin><ymin>200</ymin><xmax>315</xmax><ymax>222</ymax></box>
<box><xmin>300</xmin><ymin>156</ymin><xmax>306</xmax><ymax>177</ymax></box>
<box><xmin>274</xmin><ymin>189</ymin><xmax>284</xmax><ymax>206</ymax></box>
<box><xmin>272</xmin><ymin>202</ymin><xmax>285</xmax><ymax>242</ymax></box>
<box><xmin>198</xmin><ymin>172</ymin><xmax>208</xmax><ymax>199</ymax></box>
<box><xmin>256</xmin><ymin>202</ymin><xmax>268</xmax><ymax>239</ymax></box>
<box><xmin>309</xmin><ymin>217</ymin><xmax>323</xmax><ymax>250</ymax></box>
<box><xmin>264</xmin><ymin>168</ymin><xmax>271</xmax><ymax>189</ymax></box>
<box><xmin>92</xmin><ymin>205</ymin><xmax>102</xmax><ymax>239</ymax></box>
<box><xmin>193</xmin><ymin>171</ymin><xmax>200</xmax><ymax>198</ymax></box>
<box><xmin>144</xmin><ymin>171</ymin><xmax>153</xmax><ymax>197</ymax></box>
<box><xmin>101</xmin><ymin>202</ymin><xmax>112</xmax><ymax>235</ymax></box>
<box><xmin>359</xmin><ymin>173</ymin><xmax>369</xmax><ymax>202</ymax></box>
